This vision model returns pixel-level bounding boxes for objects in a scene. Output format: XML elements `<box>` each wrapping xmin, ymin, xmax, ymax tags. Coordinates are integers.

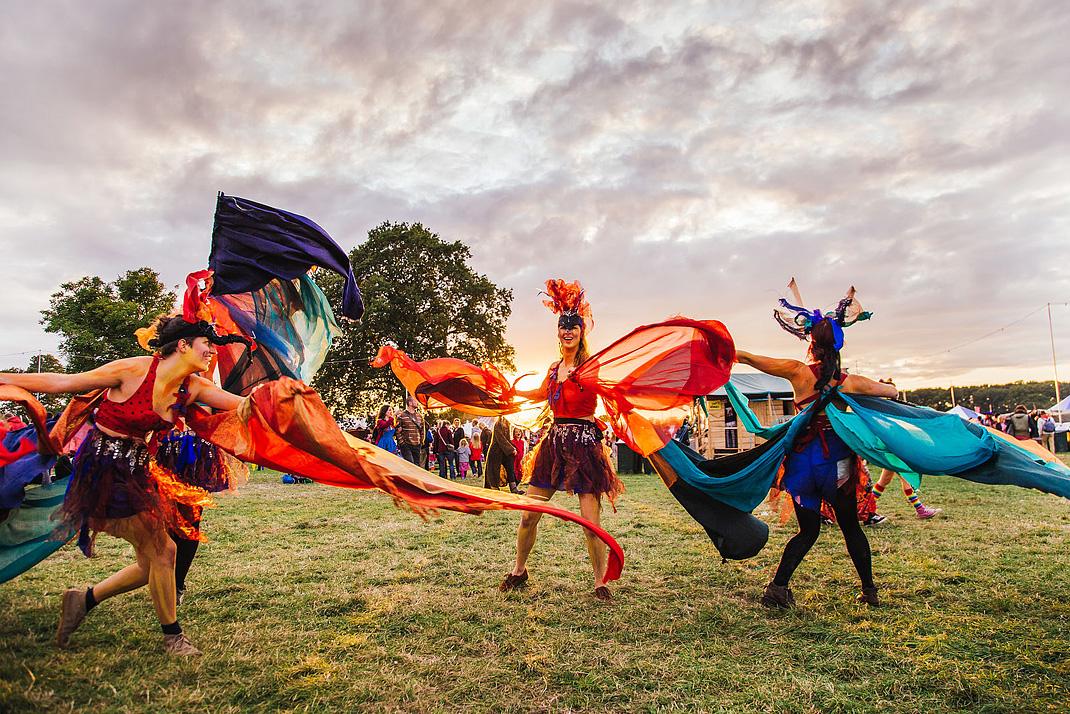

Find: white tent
<box><xmin>946</xmin><ymin>405</ymin><xmax>979</xmax><ymax>420</ymax></box>
<box><xmin>1048</xmin><ymin>394</ymin><xmax>1070</xmax><ymax>413</ymax></box>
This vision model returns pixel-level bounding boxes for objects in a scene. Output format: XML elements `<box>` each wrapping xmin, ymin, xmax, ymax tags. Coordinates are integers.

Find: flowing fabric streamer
<box><xmin>374</xmin><ymin>317</ymin><xmax>736</xmax><ymax>456</ymax></box>
<box><xmin>187</xmin><ymin>378</ymin><xmax>624</xmax><ymax>581</ymax></box>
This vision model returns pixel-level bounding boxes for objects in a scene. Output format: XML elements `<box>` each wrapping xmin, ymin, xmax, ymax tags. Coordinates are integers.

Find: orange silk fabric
<box><xmin>371</xmin><ymin>345</ymin><xmax>521</xmax><ymax>416</ymax></box>
<box><xmin>186</xmin><ymin>377</ymin><xmax>624</xmax><ymax>581</ymax></box>
<box><xmin>373</xmin><ymin>318</ymin><xmax>735</xmax><ymax>456</ymax></box>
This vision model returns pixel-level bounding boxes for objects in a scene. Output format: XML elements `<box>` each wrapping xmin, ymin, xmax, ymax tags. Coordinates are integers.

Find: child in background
<box><xmin>457</xmin><ymin>437</ymin><xmax>472</xmax><ymax>479</ymax></box>
<box><xmin>470</xmin><ymin>433</ymin><xmax>484</xmax><ymax>480</ymax></box>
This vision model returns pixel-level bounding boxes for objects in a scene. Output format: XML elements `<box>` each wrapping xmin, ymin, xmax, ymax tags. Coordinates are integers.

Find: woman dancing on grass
<box><xmin>0</xmin><ymin>315</ymin><xmax>246</xmax><ymax>655</ymax></box>
<box><xmin>501</xmin><ymin>280</ymin><xmax>624</xmax><ymax>602</ymax></box>
<box><xmin>736</xmin><ymin>297</ymin><xmax>896</xmax><ymax>608</ymax></box>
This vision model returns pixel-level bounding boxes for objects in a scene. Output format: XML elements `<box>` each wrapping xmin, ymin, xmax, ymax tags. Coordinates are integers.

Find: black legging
<box><xmin>172</xmin><ymin>507</ymin><xmax>202</xmax><ymax>594</ymax></box>
<box><xmin>772</xmin><ymin>486</ymin><xmax>874</xmax><ymax>589</ymax></box>
<box><xmin>174</xmin><ymin>537</ymin><xmax>199</xmax><ymax>593</ymax></box>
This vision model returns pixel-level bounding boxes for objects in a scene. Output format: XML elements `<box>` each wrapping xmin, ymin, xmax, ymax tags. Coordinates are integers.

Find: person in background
<box><xmin>434</xmin><ymin>420</ymin><xmax>457</xmax><ymax>479</ymax></box>
<box><xmin>676</xmin><ymin>417</ymin><xmax>692</xmax><ymax>447</ymax></box>
<box><xmin>371</xmin><ymin>404</ymin><xmax>398</xmax><ymax>454</ymax></box>
<box><xmin>424</xmin><ymin>423</ymin><xmax>435</xmax><ymax>470</ymax></box>
<box><xmin>511</xmin><ymin>427</ymin><xmax>526</xmax><ymax>483</ymax></box>
<box><xmin>484</xmin><ymin>416</ymin><xmax>518</xmax><ymax>493</ymax></box>
<box><xmin>449</xmin><ymin>418</ymin><xmax>465</xmax><ymax>478</ymax></box>
<box><xmin>469</xmin><ymin>431</ymin><xmax>484</xmax><ymax>480</ymax></box>
<box><xmin>480</xmin><ymin>422</ymin><xmax>494</xmax><ymax>465</ymax></box>
<box><xmin>458</xmin><ymin>437</ymin><xmax>472</xmax><ymax>478</ymax></box>
<box><xmin>1006</xmin><ymin>405</ymin><xmax>1032</xmax><ymax>441</ymax></box>
<box><xmin>870</xmin><ymin>469</ymin><xmax>941</xmax><ymax>520</ymax></box>
<box><xmin>1038</xmin><ymin>411</ymin><xmax>1057</xmax><ymax>452</ymax></box>
<box><xmin>395</xmin><ymin>396</ymin><xmax>425</xmax><ymax>466</ymax></box>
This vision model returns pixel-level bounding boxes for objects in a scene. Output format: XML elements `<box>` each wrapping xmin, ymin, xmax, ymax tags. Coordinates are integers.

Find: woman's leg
<box><xmin>871</xmin><ymin>468</ymin><xmax>896</xmax><ymax>500</ymax></box>
<box><xmin>509</xmin><ymin>485</ymin><xmax>555</xmax><ymax>577</ymax></box>
<box><xmin>578</xmin><ymin>493</ymin><xmax>608</xmax><ymax>587</ymax></box>
<box><xmin>771</xmin><ymin>501</ymin><xmax>823</xmax><ymax>587</ymax></box>
<box><xmin>110</xmin><ymin>515</ymin><xmax>178</xmax><ymax>626</ymax></box>
<box><xmin>91</xmin><ymin>549</ymin><xmax>151</xmax><ymax>602</ymax></box>
<box><xmin>832</xmin><ymin>487</ymin><xmax>875</xmax><ymax>590</ymax></box>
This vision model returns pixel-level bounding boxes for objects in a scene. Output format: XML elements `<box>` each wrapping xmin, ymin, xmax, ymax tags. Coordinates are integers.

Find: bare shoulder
<box><xmin>107</xmin><ymin>356</ymin><xmax>153</xmax><ymax>381</ymax></box>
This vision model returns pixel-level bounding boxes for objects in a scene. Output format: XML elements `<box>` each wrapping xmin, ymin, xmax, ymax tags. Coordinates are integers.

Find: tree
<box><xmin>2</xmin><ymin>354</ymin><xmax>69</xmax><ymax>420</ymax></box>
<box><xmin>40</xmin><ymin>268</ymin><xmax>177</xmax><ymax>372</ymax></box>
<box><xmin>313</xmin><ymin>222</ymin><xmax>515</xmax><ymax>415</ymax></box>
<box><xmin>905</xmin><ymin>380</ymin><xmax>1070</xmax><ymax>414</ymax></box>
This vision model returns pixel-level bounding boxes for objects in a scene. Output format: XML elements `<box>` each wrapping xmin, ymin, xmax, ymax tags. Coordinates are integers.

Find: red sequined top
<box><xmin>542</xmin><ymin>362</ymin><xmax>597</xmax><ymax>419</ymax></box>
<box><xmin>95</xmin><ymin>357</ymin><xmax>190</xmax><ymax>438</ymax></box>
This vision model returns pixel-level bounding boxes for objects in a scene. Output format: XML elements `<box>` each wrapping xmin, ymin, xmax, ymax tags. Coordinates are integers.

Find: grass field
<box><xmin>2</xmin><ymin>462</ymin><xmax>1069</xmax><ymax>713</ymax></box>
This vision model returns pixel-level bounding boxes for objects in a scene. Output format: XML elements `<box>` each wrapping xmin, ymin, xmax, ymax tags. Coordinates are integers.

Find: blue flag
<box><xmin>209</xmin><ymin>193</ymin><xmax>364</xmax><ymax>320</ymax></box>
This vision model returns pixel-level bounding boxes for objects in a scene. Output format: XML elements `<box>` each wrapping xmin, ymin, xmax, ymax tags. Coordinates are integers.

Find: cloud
<box><xmin>0</xmin><ymin>0</ymin><xmax>1067</xmax><ymax>388</ymax></box>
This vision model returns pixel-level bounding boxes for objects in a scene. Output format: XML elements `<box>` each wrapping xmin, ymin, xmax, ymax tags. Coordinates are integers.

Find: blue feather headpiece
<box><xmin>772</xmin><ymin>279</ymin><xmax>872</xmax><ymax>350</ymax></box>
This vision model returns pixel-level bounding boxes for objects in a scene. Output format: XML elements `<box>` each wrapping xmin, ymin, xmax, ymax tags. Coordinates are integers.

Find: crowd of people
<box><xmin>976</xmin><ymin>406</ymin><xmax>1063</xmax><ymax>452</ymax></box>
<box><xmin>339</xmin><ymin>403</ymin><xmax>548</xmax><ymax>493</ymax></box>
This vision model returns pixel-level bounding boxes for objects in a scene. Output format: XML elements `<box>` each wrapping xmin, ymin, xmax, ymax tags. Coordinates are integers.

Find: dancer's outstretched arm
<box><xmin>735</xmin><ymin>350</ymin><xmax>806</xmax><ymax>380</ymax></box>
<box><xmin>0</xmin><ymin>360</ymin><xmax>132</xmax><ymax>393</ymax></box>
<box><xmin>840</xmin><ymin>374</ymin><xmax>898</xmax><ymax>399</ymax></box>
<box><xmin>187</xmin><ymin>375</ymin><xmax>244</xmax><ymax>411</ymax></box>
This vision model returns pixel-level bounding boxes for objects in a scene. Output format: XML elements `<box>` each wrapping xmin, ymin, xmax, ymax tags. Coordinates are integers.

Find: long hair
<box><xmin>376</xmin><ymin>403</ymin><xmax>390</xmax><ymax>422</ymax></box>
<box><xmin>808</xmin><ymin>319</ymin><xmax>841</xmax><ymax>393</ymax></box>
<box><xmin>561</xmin><ymin>331</ymin><xmax>590</xmax><ymax>366</ymax></box>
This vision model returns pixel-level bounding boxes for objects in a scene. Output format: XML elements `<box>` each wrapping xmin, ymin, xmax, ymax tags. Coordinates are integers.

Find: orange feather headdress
<box><xmin>541</xmin><ymin>279</ymin><xmax>593</xmax><ymax>332</ymax></box>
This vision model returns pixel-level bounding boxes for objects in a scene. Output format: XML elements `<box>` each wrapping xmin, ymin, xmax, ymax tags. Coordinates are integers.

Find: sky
<box><xmin>1</xmin><ymin>0</ymin><xmax>1068</xmax><ymax>390</ymax></box>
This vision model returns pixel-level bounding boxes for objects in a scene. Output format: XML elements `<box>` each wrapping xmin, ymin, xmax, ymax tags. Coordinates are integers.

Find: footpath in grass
<box><xmin>1</xmin><ymin>466</ymin><xmax>1069</xmax><ymax>713</ymax></box>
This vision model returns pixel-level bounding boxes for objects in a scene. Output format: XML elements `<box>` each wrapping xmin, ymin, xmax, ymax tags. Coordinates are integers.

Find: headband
<box><xmin>148</xmin><ymin>319</ymin><xmax>252</xmax><ymax>350</ymax></box>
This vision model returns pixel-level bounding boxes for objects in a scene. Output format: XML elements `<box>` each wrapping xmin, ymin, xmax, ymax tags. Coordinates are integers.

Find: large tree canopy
<box><xmin>40</xmin><ymin>268</ymin><xmax>177</xmax><ymax>372</ymax></box>
<box><xmin>313</xmin><ymin>222</ymin><xmax>514</xmax><ymax>415</ymax></box>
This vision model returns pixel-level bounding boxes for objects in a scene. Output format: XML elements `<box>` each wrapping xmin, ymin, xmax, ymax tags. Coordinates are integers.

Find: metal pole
<box><xmin>1049</xmin><ymin>303</ymin><xmax>1061</xmax><ymax>405</ymax></box>
<box><xmin>950</xmin><ymin>384</ymin><xmax>956</xmax><ymax>407</ymax></box>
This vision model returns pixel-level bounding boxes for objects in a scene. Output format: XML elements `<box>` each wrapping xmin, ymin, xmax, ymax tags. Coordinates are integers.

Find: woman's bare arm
<box><xmin>188</xmin><ymin>376</ymin><xmax>244</xmax><ymax>412</ymax></box>
<box><xmin>840</xmin><ymin>374</ymin><xmax>898</xmax><ymax>399</ymax></box>
<box><xmin>0</xmin><ymin>359</ymin><xmax>133</xmax><ymax>394</ymax></box>
<box><xmin>513</xmin><ymin>387</ymin><xmax>546</xmax><ymax>401</ymax></box>
<box><xmin>734</xmin><ymin>350</ymin><xmax>806</xmax><ymax>381</ymax></box>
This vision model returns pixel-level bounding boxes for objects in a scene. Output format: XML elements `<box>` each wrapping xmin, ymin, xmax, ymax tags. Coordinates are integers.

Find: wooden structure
<box><xmin>693</xmin><ymin>372</ymin><xmax>795</xmax><ymax>457</ymax></box>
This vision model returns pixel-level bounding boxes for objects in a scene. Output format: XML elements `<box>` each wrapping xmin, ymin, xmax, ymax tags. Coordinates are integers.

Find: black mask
<box><xmin>558</xmin><ymin>312</ymin><xmax>585</xmax><ymax>331</ymax></box>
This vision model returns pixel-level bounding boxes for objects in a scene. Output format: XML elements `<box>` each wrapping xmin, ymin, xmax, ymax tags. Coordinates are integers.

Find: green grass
<box><xmin>2</xmin><ymin>463</ymin><xmax>1070</xmax><ymax>713</ymax></box>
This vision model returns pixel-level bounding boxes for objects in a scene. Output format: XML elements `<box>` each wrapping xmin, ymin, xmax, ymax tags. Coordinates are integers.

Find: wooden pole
<box><xmin>1049</xmin><ymin>303</ymin><xmax>1061</xmax><ymax>405</ymax></box>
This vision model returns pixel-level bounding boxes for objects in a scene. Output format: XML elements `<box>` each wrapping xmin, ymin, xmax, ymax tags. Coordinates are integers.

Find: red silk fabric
<box><xmin>373</xmin><ymin>318</ymin><xmax>735</xmax><ymax>456</ymax></box>
<box><xmin>371</xmin><ymin>345</ymin><xmax>521</xmax><ymax>416</ymax></box>
<box><xmin>0</xmin><ymin>385</ymin><xmax>56</xmax><ymax>466</ymax></box>
<box><xmin>186</xmin><ymin>377</ymin><xmax>624</xmax><ymax>582</ymax></box>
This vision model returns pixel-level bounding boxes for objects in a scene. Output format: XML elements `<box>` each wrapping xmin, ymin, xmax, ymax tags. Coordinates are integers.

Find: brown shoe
<box><xmin>499</xmin><ymin>570</ymin><xmax>528</xmax><ymax>592</ymax></box>
<box><xmin>593</xmin><ymin>586</ymin><xmax>612</xmax><ymax>602</ymax></box>
<box><xmin>55</xmin><ymin>588</ymin><xmax>87</xmax><ymax>649</ymax></box>
<box><xmin>163</xmin><ymin>633</ymin><xmax>202</xmax><ymax>656</ymax></box>
<box><xmin>760</xmin><ymin>582</ymin><xmax>796</xmax><ymax>609</ymax></box>
<box><xmin>856</xmin><ymin>586</ymin><xmax>880</xmax><ymax>607</ymax></box>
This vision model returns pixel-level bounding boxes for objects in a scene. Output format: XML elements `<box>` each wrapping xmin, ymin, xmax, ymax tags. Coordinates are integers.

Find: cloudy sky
<box><xmin>2</xmin><ymin>0</ymin><xmax>1067</xmax><ymax>389</ymax></box>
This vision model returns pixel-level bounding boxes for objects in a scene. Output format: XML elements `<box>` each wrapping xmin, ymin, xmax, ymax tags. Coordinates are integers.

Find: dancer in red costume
<box><xmin>0</xmin><ymin>315</ymin><xmax>247</xmax><ymax>655</ymax></box>
<box><xmin>501</xmin><ymin>281</ymin><xmax>626</xmax><ymax>601</ymax></box>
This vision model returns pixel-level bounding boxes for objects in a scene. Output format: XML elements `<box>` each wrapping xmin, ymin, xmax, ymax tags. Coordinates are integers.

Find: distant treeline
<box><xmin>903</xmin><ymin>381</ymin><xmax>1070</xmax><ymax>414</ymax></box>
